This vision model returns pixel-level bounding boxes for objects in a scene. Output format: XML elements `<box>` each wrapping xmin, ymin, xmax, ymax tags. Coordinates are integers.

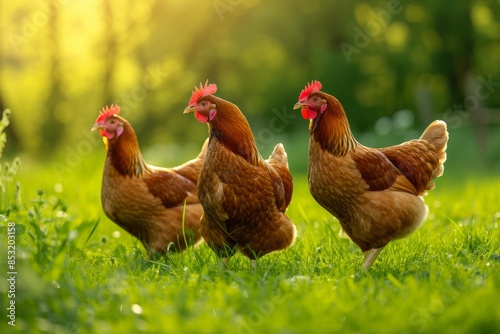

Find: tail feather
<box><xmin>267</xmin><ymin>143</ymin><xmax>289</xmax><ymax>168</ymax></box>
<box><xmin>420</xmin><ymin>120</ymin><xmax>448</xmax><ymax>186</ymax></box>
<box><xmin>266</xmin><ymin>143</ymin><xmax>293</xmax><ymax>212</ymax></box>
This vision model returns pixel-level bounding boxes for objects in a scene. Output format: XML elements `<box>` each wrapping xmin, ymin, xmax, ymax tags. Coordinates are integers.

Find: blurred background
<box><xmin>1</xmin><ymin>0</ymin><xmax>499</xmax><ymax>177</ymax></box>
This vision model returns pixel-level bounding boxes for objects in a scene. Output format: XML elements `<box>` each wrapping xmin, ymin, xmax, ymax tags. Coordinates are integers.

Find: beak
<box><xmin>183</xmin><ymin>106</ymin><xmax>196</xmax><ymax>114</ymax></box>
<box><xmin>91</xmin><ymin>122</ymin><xmax>104</xmax><ymax>131</ymax></box>
<box><xmin>294</xmin><ymin>101</ymin><xmax>306</xmax><ymax>110</ymax></box>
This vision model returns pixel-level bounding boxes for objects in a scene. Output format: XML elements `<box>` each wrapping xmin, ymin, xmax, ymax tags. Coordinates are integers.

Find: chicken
<box><xmin>294</xmin><ymin>80</ymin><xmax>448</xmax><ymax>270</ymax></box>
<box><xmin>183</xmin><ymin>81</ymin><xmax>296</xmax><ymax>265</ymax></box>
<box><xmin>92</xmin><ymin>105</ymin><xmax>207</xmax><ymax>258</ymax></box>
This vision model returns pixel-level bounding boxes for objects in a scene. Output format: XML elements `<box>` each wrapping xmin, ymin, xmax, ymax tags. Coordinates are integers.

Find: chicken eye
<box><xmin>201</xmin><ymin>101</ymin><xmax>208</xmax><ymax>107</ymax></box>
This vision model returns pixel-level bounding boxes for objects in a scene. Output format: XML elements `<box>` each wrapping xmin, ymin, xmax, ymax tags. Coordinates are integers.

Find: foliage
<box><xmin>0</xmin><ymin>135</ymin><xmax>499</xmax><ymax>333</ymax></box>
<box><xmin>0</xmin><ymin>109</ymin><xmax>21</xmax><ymax>213</ymax></box>
<box><xmin>1</xmin><ymin>0</ymin><xmax>499</xmax><ymax>157</ymax></box>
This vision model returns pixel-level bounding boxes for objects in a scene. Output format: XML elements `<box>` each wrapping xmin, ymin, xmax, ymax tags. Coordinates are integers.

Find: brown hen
<box><xmin>294</xmin><ymin>81</ymin><xmax>448</xmax><ymax>270</ymax></box>
<box><xmin>184</xmin><ymin>81</ymin><xmax>296</xmax><ymax>265</ymax></box>
<box><xmin>92</xmin><ymin>105</ymin><xmax>207</xmax><ymax>258</ymax></box>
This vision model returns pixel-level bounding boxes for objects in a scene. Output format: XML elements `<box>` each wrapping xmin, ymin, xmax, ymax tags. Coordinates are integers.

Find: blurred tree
<box><xmin>0</xmin><ymin>0</ymin><xmax>498</xmax><ymax>160</ymax></box>
<box><xmin>429</xmin><ymin>1</ymin><xmax>475</xmax><ymax>103</ymax></box>
<box><xmin>39</xmin><ymin>0</ymin><xmax>63</xmax><ymax>153</ymax></box>
<box><xmin>102</xmin><ymin>0</ymin><xmax>117</xmax><ymax>105</ymax></box>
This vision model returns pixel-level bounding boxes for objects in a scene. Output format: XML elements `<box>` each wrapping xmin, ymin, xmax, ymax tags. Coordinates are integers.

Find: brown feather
<box><xmin>305</xmin><ymin>89</ymin><xmax>448</xmax><ymax>267</ymax></box>
<box><xmin>202</xmin><ymin>96</ymin><xmax>259</xmax><ymax>165</ymax></box>
<box><xmin>143</xmin><ymin>170</ymin><xmax>198</xmax><ymax>208</ymax></box>
<box><xmin>351</xmin><ymin>148</ymin><xmax>399</xmax><ymax>192</ymax></box>
<box><xmin>310</xmin><ymin>93</ymin><xmax>358</xmax><ymax>156</ymax></box>
<box><xmin>99</xmin><ymin>116</ymin><xmax>206</xmax><ymax>257</ymax></box>
<box><xmin>107</xmin><ymin>116</ymin><xmax>150</xmax><ymax>177</ymax></box>
<box><xmin>195</xmin><ymin>96</ymin><xmax>296</xmax><ymax>259</ymax></box>
<box><xmin>266</xmin><ymin>144</ymin><xmax>293</xmax><ymax>212</ymax></box>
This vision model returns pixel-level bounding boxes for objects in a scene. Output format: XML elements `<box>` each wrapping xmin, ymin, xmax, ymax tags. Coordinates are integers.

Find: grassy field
<box><xmin>1</xmin><ymin>140</ymin><xmax>500</xmax><ymax>333</ymax></box>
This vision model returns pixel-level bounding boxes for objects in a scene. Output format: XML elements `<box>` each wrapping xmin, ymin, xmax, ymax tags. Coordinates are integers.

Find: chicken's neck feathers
<box><xmin>209</xmin><ymin>106</ymin><xmax>260</xmax><ymax>166</ymax></box>
<box><xmin>106</xmin><ymin>123</ymin><xmax>151</xmax><ymax>177</ymax></box>
<box><xmin>312</xmin><ymin>95</ymin><xmax>358</xmax><ymax>156</ymax></box>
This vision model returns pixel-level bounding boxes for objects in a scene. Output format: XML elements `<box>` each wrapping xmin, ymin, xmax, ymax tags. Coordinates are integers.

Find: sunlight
<box><xmin>385</xmin><ymin>21</ymin><xmax>409</xmax><ymax>52</ymax></box>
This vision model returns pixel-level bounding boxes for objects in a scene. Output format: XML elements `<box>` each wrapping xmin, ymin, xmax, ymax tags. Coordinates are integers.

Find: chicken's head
<box><xmin>92</xmin><ymin>105</ymin><xmax>124</xmax><ymax>140</ymax></box>
<box><xmin>293</xmin><ymin>80</ymin><xmax>327</xmax><ymax>120</ymax></box>
<box><xmin>183</xmin><ymin>80</ymin><xmax>218</xmax><ymax>123</ymax></box>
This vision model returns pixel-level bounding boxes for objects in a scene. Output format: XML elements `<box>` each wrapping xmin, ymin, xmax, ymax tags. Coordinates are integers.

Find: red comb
<box><xmin>298</xmin><ymin>80</ymin><xmax>322</xmax><ymax>101</ymax></box>
<box><xmin>96</xmin><ymin>104</ymin><xmax>120</xmax><ymax>123</ymax></box>
<box><xmin>188</xmin><ymin>80</ymin><xmax>217</xmax><ymax>106</ymax></box>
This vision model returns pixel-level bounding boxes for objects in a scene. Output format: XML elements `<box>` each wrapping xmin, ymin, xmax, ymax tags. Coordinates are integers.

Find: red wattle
<box><xmin>101</xmin><ymin>129</ymin><xmax>115</xmax><ymax>139</ymax></box>
<box><xmin>301</xmin><ymin>108</ymin><xmax>317</xmax><ymax>120</ymax></box>
<box><xmin>195</xmin><ymin>111</ymin><xmax>209</xmax><ymax>123</ymax></box>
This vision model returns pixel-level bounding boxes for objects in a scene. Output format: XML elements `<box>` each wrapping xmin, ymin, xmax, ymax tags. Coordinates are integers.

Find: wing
<box><xmin>351</xmin><ymin>147</ymin><xmax>417</xmax><ymax>194</ymax></box>
<box><xmin>379</xmin><ymin>140</ymin><xmax>439</xmax><ymax>193</ymax></box>
<box><xmin>219</xmin><ymin>162</ymin><xmax>275</xmax><ymax>229</ymax></box>
<box><xmin>200</xmin><ymin>145</ymin><xmax>276</xmax><ymax>229</ymax></box>
<box><xmin>265</xmin><ymin>143</ymin><xmax>293</xmax><ymax>212</ymax></box>
<box><xmin>266</xmin><ymin>160</ymin><xmax>293</xmax><ymax>212</ymax></box>
<box><xmin>143</xmin><ymin>168</ymin><xmax>198</xmax><ymax>208</ymax></box>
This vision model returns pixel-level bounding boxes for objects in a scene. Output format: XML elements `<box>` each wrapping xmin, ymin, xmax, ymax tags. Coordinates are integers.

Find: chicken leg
<box><xmin>362</xmin><ymin>247</ymin><xmax>384</xmax><ymax>270</ymax></box>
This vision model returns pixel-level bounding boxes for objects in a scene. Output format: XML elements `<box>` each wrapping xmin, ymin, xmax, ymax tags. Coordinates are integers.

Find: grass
<box><xmin>1</xmin><ymin>150</ymin><xmax>500</xmax><ymax>333</ymax></box>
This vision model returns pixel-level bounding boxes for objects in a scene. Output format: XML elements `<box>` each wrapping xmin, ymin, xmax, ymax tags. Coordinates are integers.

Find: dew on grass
<box><xmin>68</xmin><ymin>230</ymin><xmax>78</xmax><ymax>241</ymax></box>
<box><xmin>131</xmin><ymin>304</ymin><xmax>143</xmax><ymax>314</ymax></box>
<box><xmin>112</xmin><ymin>231</ymin><xmax>121</xmax><ymax>238</ymax></box>
<box><xmin>54</xmin><ymin>183</ymin><xmax>63</xmax><ymax>193</ymax></box>
<box><xmin>55</xmin><ymin>210</ymin><xmax>68</xmax><ymax>218</ymax></box>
